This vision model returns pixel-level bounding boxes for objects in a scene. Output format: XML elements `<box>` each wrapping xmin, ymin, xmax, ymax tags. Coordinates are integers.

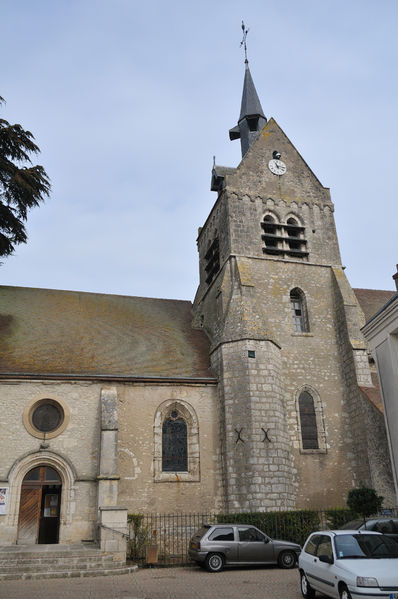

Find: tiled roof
<box><xmin>353</xmin><ymin>288</ymin><xmax>396</xmax><ymax>323</ymax></box>
<box><xmin>0</xmin><ymin>286</ymin><xmax>214</xmax><ymax>379</ymax></box>
<box><xmin>353</xmin><ymin>288</ymin><xmax>396</xmax><ymax>415</ymax></box>
<box><xmin>360</xmin><ymin>372</ymin><xmax>384</xmax><ymax>413</ymax></box>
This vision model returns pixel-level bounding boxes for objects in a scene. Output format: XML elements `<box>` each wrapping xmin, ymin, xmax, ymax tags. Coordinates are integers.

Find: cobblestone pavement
<box><xmin>0</xmin><ymin>565</ymin><xmax>330</xmax><ymax>599</ymax></box>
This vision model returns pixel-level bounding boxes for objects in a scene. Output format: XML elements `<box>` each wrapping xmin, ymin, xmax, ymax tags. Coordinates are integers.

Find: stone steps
<box><xmin>0</xmin><ymin>566</ymin><xmax>138</xmax><ymax>581</ymax></box>
<box><xmin>0</xmin><ymin>544</ymin><xmax>138</xmax><ymax>580</ymax></box>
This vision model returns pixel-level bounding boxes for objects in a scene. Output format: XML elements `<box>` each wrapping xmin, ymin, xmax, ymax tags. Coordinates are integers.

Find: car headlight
<box><xmin>356</xmin><ymin>577</ymin><xmax>379</xmax><ymax>587</ymax></box>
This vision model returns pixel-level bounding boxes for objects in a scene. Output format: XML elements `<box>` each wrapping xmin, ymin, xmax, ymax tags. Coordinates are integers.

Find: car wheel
<box><xmin>339</xmin><ymin>584</ymin><xmax>352</xmax><ymax>599</ymax></box>
<box><xmin>205</xmin><ymin>552</ymin><xmax>224</xmax><ymax>572</ymax></box>
<box><xmin>278</xmin><ymin>550</ymin><xmax>296</xmax><ymax>569</ymax></box>
<box><xmin>300</xmin><ymin>572</ymin><xmax>315</xmax><ymax>599</ymax></box>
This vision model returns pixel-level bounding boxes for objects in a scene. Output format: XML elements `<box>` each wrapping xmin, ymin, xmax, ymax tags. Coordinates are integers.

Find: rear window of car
<box><xmin>208</xmin><ymin>527</ymin><xmax>235</xmax><ymax>541</ymax></box>
<box><xmin>192</xmin><ymin>526</ymin><xmax>211</xmax><ymax>540</ymax></box>
<box><xmin>340</xmin><ymin>520</ymin><xmax>363</xmax><ymax>530</ymax></box>
<box><xmin>373</xmin><ymin>520</ymin><xmax>398</xmax><ymax>534</ymax></box>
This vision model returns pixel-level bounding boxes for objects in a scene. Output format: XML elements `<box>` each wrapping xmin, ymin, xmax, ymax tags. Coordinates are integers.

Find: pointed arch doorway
<box><xmin>17</xmin><ymin>465</ymin><xmax>62</xmax><ymax>544</ymax></box>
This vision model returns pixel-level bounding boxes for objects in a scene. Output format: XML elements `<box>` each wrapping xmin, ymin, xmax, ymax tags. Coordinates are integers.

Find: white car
<box><xmin>299</xmin><ymin>529</ymin><xmax>398</xmax><ymax>599</ymax></box>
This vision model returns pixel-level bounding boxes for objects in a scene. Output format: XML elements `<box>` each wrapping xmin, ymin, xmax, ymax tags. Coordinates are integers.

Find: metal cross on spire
<box><xmin>240</xmin><ymin>21</ymin><xmax>249</xmax><ymax>63</ymax></box>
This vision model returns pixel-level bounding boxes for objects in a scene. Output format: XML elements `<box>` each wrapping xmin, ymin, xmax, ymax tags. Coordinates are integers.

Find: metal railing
<box><xmin>126</xmin><ymin>508</ymin><xmax>398</xmax><ymax>567</ymax></box>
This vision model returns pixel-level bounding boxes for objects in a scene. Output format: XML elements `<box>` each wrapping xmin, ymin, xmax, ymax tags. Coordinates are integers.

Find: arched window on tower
<box><xmin>162</xmin><ymin>410</ymin><xmax>188</xmax><ymax>471</ymax></box>
<box><xmin>290</xmin><ymin>288</ymin><xmax>309</xmax><ymax>333</ymax></box>
<box><xmin>298</xmin><ymin>391</ymin><xmax>319</xmax><ymax>450</ymax></box>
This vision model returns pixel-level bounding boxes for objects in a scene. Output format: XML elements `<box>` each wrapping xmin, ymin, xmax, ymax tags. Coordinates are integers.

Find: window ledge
<box><xmin>154</xmin><ymin>471</ymin><xmax>200</xmax><ymax>483</ymax></box>
<box><xmin>299</xmin><ymin>448</ymin><xmax>327</xmax><ymax>455</ymax></box>
<box><xmin>291</xmin><ymin>333</ymin><xmax>314</xmax><ymax>337</ymax></box>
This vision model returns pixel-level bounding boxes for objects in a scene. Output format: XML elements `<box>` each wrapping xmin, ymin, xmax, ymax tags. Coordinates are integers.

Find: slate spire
<box><xmin>229</xmin><ymin>60</ymin><xmax>267</xmax><ymax>157</ymax></box>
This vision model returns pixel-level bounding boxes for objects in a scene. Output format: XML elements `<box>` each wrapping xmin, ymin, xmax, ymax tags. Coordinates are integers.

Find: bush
<box><xmin>347</xmin><ymin>487</ymin><xmax>383</xmax><ymax>521</ymax></box>
<box><xmin>216</xmin><ymin>509</ymin><xmax>320</xmax><ymax>546</ymax></box>
<box><xmin>324</xmin><ymin>508</ymin><xmax>359</xmax><ymax>529</ymax></box>
<box><xmin>127</xmin><ymin>513</ymin><xmax>151</xmax><ymax>560</ymax></box>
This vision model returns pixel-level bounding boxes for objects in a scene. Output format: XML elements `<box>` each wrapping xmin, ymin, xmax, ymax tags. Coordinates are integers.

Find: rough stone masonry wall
<box><xmin>211</xmin><ymin>339</ymin><xmax>295</xmax><ymax>512</ymax></box>
<box><xmin>242</xmin><ymin>259</ymin><xmax>362</xmax><ymax>508</ymax></box>
<box><xmin>363</xmin><ymin>397</ymin><xmax>396</xmax><ymax>506</ymax></box>
<box><xmin>331</xmin><ymin>272</ymin><xmax>374</xmax><ymax>489</ymax></box>
<box><xmin>330</xmin><ymin>270</ymin><xmax>395</xmax><ymax>505</ymax></box>
<box><xmin>117</xmin><ymin>382</ymin><xmax>224</xmax><ymax>514</ymax></box>
<box><xmin>0</xmin><ymin>380</ymin><xmax>101</xmax><ymax>544</ymax></box>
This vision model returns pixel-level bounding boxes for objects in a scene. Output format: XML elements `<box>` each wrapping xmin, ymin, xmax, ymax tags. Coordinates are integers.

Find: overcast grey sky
<box><xmin>1</xmin><ymin>0</ymin><xmax>397</xmax><ymax>300</ymax></box>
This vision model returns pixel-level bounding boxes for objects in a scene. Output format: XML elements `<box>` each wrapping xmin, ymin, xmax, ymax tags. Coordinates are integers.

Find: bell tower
<box><xmin>193</xmin><ymin>39</ymin><xmax>376</xmax><ymax>511</ymax></box>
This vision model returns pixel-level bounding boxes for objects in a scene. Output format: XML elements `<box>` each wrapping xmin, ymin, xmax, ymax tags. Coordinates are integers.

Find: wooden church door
<box><xmin>17</xmin><ymin>466</ymin><xmax>62</xmax><ymax>544</ymax></box>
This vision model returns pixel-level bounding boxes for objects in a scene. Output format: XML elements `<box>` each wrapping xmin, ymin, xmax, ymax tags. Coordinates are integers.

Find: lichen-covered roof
<box><xmin>353</xmin><ymin>288</ymin><xmax>396</xmax><ymax>323</ymax></box>
<box><xmin>360</xmin><ymin>372</ymin><xmax>384</xmax><ymax>413</ymax></box>
<box><xmin>0</xmin><ymin>286</ymin><xmax>213</xmax><ymax>379</ymax></box>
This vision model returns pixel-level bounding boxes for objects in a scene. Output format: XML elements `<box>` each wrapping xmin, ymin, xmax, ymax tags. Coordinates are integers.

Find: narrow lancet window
<box><xmin>290</xmin><ymin>288</ymin><xmax>309</xmax><ymax>333</ymax></box>
<box><xmin>299</xmin><ymin>391</ymin><xmax>319</xmax><ymax>449</ymax></box>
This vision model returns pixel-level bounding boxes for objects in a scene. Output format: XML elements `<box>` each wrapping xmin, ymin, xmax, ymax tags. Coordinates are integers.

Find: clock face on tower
<box><xmin>268</xmin><ymin>159</ymin><xmax>287</xmax><ymax>176</ymax></box>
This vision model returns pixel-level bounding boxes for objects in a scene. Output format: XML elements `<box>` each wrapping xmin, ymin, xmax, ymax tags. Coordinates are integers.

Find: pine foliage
<box><xmin>347</xmin><ymin>486</ymin><xmax>383</xmax><ymax>521</ymax></box>
<box><xmin>0</xmin><ymin>96</ymin><xmax>50</xmax><ymax>257</ymax></box>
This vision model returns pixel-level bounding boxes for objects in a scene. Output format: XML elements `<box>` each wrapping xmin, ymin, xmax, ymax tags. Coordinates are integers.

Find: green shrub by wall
<box><xmin>324</xmin><ymin>508</ymin><xmax>359</xmax><ymax>529</ymax></box>
<box><xmin>216</xmin><ymin>509</ymin><xmax>321</xmax><ymax>546</ymax></box>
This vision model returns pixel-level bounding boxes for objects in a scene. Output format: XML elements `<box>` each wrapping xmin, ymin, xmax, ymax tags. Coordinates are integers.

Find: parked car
<box><xmin>188</xmin><ymin>523</ymin><xmax>301</xmax><ymax>572</ymax></box>
<box><xmin>340</xmin><ymin>518</ymin><xmax>398</xmax><ymax>542</ymax></box>
<box><xmin>299</xmin><ymin>529</ymin><xmax>398</xmax><ymax>599</ymax></box>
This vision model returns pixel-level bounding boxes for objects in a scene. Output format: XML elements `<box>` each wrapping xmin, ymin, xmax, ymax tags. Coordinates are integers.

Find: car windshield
<box><xmin>334</xmin><ymin>534</ymin><xmax>398</xmax><ymax>559</ymax></box>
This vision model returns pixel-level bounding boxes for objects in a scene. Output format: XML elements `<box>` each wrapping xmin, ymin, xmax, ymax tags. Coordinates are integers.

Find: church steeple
<box><xmin>229</xmin><ymin>60</ymin><xmax>267</xmax><ymax>157</ymax></box>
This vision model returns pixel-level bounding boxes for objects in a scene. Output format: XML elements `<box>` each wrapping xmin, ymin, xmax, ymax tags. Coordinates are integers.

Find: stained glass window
<box><xmin>162</xmin><ymin>413</ymin><xmax>188</xmax><ymax>471</ymax></box>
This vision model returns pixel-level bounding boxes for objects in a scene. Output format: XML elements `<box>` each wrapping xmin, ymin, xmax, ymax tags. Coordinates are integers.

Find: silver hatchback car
<box><xmin>188</xmin><ymin>523</ymin><xmax>301</xmax><ymax>572</ymax></box>
<box><xmin>299</xmin><ymin>529</ymin><xmax>398</xmax><ymax>599</ymax></box>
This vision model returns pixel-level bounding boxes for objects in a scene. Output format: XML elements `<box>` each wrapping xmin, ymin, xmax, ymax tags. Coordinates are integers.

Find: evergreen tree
<box><xmin>347</xmin><ymin>486</ymin><xmax>383</xmax><ymax>524</ymax></box>
<box><xmin>0</xmin><ymin>96</ymin><xmax>50</xmax><ymax>258</ymax></box>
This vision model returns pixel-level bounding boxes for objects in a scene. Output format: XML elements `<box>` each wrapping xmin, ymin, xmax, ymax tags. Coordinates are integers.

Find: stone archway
<box><xmin>7</xmin><ymin>451</ymin><xmax>76</xmax><ymax>544</ymax></box>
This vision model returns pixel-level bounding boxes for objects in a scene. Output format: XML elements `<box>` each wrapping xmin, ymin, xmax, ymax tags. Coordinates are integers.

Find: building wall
<box><xmin>0</xmin><ymin>378</ymin><xmax>224</xmax><ymax>544</ymax></box>
<box><xmin>117</xmin><ymin>382</ymin><xmax>224</xmax><ymax>513</ymax></box>
<box><xmin>363</xmin><ymin>297</ymin><xmax>398</xmax><ymax>504</ymax></box>
<box><xmin>0</xmin><ymin>380</ymin><xmax>101</xmax><ymax>544</ymax></box>
<box><xmin>193</xmin><ymin>118</ymin><xmax>395</xmax><ymax>509</ymax></box>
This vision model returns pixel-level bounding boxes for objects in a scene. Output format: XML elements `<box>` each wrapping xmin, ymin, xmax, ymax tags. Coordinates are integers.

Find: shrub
<box><xmin>216</xmin><ymin>509</ymin><xmax>320</xmax><ymax>546</ymax></box>
<box><xmin>324</xmin><ymin>508</ymin><xmax>359</xmax><ymax>529</ymax></box>
<box><xmin>127</xmin><ymin>513</ymin><xmax>151</xmax><ymax>560</ymax></box>
<box><xmin>347</xmin><ymin>487</ymin><xmax>383</xmax><ymax>521</ymax></box>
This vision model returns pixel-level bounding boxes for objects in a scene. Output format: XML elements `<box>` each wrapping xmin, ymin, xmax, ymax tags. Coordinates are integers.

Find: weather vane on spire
<box><xmin>240</xmin><ymin>21</ymin><xmax>249</xmax><ymax>63</ymax></box>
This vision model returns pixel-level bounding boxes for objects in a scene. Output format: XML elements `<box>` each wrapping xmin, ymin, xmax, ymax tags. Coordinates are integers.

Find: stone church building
<box><xmin>0</xmin><ymin>60</ymin><xmax>396</xmax><ymax>549</ymax></box>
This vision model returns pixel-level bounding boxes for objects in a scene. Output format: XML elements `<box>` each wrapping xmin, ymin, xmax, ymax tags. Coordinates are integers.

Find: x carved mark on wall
<box><xmin>234</xmin><ymin>428</ymin><xmax>245</xmax><ymax>444</ymax></box>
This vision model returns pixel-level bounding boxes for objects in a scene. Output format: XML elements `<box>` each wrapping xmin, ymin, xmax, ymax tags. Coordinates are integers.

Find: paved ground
<box><xmin>0</xmin><ymin>565</ymin><xmax>330</xmax><ymax>599</ymax></box>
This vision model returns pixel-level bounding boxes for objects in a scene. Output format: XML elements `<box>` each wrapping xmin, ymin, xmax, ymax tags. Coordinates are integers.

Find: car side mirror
<box><xmin>319</xmin><ymin>554</ymin><xmax>334</xmax><ymax>564</ymax></box>
<box><xmin>264</xmin><ymin>538</ymin><xmax>270</xmax><ymax>544</ymax></box>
